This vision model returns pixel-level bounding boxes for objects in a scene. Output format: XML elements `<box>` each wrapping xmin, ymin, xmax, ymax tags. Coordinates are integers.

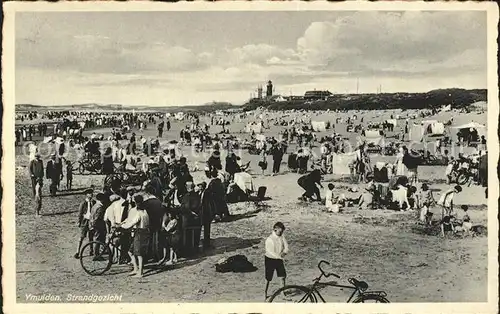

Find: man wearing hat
<box><xmin>197</xmin><ymin>181</ymin><xmax>213</xmax><ymax>250</ymax></box>
<box><xmin>75</xmin><ymin>188</ymin><xmax>96</xmax><ymax>258</ymax></box>
<box><xmin>179</xmin><ymin>181</ymin><xmax>201</xmax><ymax>253</ymax></box>
<box><xmin>46</xmin><ymin>154</ymin><xmax>63</xmax><ymax>197</ymax></box>
<box><xmin>29</xmin><ymin>153</ymin><xmax>44</xmax><ymax>198</ymax></box>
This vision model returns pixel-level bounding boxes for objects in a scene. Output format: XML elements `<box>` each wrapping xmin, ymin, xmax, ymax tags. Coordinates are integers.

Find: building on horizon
<box><xmin>304</xmin><ymin>90</ymin><xmax>333</xmax><ymax>101</ymax></box>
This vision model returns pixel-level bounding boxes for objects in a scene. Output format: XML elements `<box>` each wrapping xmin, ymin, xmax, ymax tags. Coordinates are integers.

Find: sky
<box><xmin>15</xmin><ymin>11</ymin><xmax>487</xmax><ymax>106</ymax></box>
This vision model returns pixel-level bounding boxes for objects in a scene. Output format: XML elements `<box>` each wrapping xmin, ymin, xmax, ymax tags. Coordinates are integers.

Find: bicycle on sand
<box><xmin>268</xmin><ymin>260</ymin><xmax>390</xmax><ymax>303</ymax></box>
<box><xmin>79</xmin><ymin>228</ymin><xmax>127</xmax><ymax>276</ymax></box>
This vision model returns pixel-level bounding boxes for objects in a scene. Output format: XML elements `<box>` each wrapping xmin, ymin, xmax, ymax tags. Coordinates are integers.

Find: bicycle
<box><xmin>79</xmin><ymin>228</ymin><xmax>128</xmax><ymax>276</ymax></box>
<box><xmin>268</xmin><ymin>260</ymin><xmax>390</xmax><ymax>303</ymax></box>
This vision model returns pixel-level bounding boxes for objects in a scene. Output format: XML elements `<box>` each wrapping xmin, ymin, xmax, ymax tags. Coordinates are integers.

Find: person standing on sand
<box><xmin>264</xmin><ymin>222</ymin><xmax>289</xmax><ymax>300</ymax></box>
<box><xmin>29</xmin><ymin>153</ymin><xmax>44</xmax><ymax>198</ymax></box>
<box><xmin>74</xmin><ymin>189</ymin><xmax>96</xmax><ymax>259</ymax></box>
<box><xmin>89</xmin><ymin>192</ymin><xmax>108</xmax><ymax>261</ymax></box>
<box><xmin>394</xmin><ymin>146</ymin><xmax>408</xmax><ymax>176</ymax></box>
<box><xmin>34</xmin><ymin>178</ymin><xmax>43</xmax><ymax>216</ymax></box>
<box><xmin>118</xmin><ymin>195</ymin><xmax>150</xmax><ymax>278</ymax></box>
<box><xmin>437</xmin><ymin>185</ymin><xmax>462</xmax><ymax>219</ymax></box>
<box><xmin>46</xmin><ymin>154</ymin><xmax>63</xmax><ymax>197</ymax></box>
<box><xmin>271</xmin><ymin>142</ymin><xmax>285</xmax><ymax>176</ymax></box>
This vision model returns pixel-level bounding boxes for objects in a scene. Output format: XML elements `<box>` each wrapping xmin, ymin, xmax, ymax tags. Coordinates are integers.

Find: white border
<box><xmin>2</xmin><ymin>2</ymin><xmax>499</xmax><ymax>314</ymax></box>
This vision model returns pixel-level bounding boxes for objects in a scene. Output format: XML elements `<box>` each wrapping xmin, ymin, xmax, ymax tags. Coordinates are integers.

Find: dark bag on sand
<box><xmin>215</xmin><ymin>254</ymin><xmax>257</xmax><ymax>273</ymax></box>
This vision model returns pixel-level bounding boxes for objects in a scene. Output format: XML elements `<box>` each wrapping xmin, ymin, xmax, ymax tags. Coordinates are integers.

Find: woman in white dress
<box><xmin>394</xmin><ymin>146</ymin><xmax>407</xmax><ymax>176</ymax></box>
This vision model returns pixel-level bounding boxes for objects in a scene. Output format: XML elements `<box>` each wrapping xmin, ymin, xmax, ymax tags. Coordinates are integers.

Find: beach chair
<box><xmin>253</xmin><ymin>186</ymin><xmax>267</xmax><ymax>206</ymax></box>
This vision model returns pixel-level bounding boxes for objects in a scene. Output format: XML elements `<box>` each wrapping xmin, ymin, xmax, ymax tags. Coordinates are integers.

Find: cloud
<box><xmin>294</xmin><ymin>11</ymin><xmax>486</xmax><ymax>76</ymax></box>
<box><xmin>15</xmin><ymin>11</ymin><xmax>487</xmax><ymax>105</ymax></box>
<box><xmin>16</xmin><ymin>35</ymin><xmax>211</xmax><ymax>75</ymax></box>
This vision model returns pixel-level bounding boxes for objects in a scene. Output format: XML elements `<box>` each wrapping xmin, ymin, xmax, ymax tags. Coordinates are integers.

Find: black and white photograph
<box><xmin>2</xmin><ymin>2</ymin><xmax>498</xmax><ymax>312</ymax></box>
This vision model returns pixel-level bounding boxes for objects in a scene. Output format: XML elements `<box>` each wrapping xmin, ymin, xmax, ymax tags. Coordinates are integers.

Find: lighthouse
<box><xmin>266</xmin><ymin>80</ymin><xmax>273</xmax><ymax>98</ymax></box>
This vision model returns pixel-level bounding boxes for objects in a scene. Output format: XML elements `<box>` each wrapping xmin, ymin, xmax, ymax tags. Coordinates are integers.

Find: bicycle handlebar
<box><xmin>318</xmin><ymin>260</ymin><xmax>340</xmax><ymax>279</ymax></box>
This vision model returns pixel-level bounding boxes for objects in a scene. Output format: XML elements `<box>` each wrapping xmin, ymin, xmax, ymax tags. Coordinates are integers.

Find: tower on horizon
<box><xmin>257</xmin><ymin>85</ymin><xmax>263</xmax><ymax>99</ymax></box>
<box><xmin>266</xmin><ymin>80</ymin><xmax>273</xmax><ymax>98</ymax></box>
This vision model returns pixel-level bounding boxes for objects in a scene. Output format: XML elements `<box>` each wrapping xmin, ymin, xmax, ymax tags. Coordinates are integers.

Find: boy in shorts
<box><xmin>74</xmin><ymin>189</ymin><xmax>95</xmax><ymax>258</ymax></box>
<box><xmin>264</xmin><ymin>222</ymin><xmax>289</xmax><ymax>300</ymax></box>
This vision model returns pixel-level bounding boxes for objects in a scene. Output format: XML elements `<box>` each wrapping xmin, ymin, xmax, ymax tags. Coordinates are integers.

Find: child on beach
<box><xmin>419</xmin><ymin>183</ymin><xmax>435</xmax><ymax>225</ymax></box>
<box><xmin>445</xmin><ymin>159</ymin><xmax>455</xmax><ymax>184</ymax></box>
<box><xmin>66</xmin><ymin>160</ymin><xmax>73</xmax><ymax>190</ymax></box>
<box><xmin>454</xmin><ymin>205</ymin><xmax>473</xmax><ymax>235</ymax></box>
<box><xmin>161</xmin><ymin>210</ymin><xmax>181</xmax><ymax>266</ymax></box>
<box><xmin>264</xmin><ymin>222</ymin><xmax>289</xmax><ymax>300</ymax></box>
<box><xmin>324</xmin><ymin>184</ymin><xmax>341</xmax><ymax>213</ymax></box>
<box><xmin>34</xmin><ymin>178</ymin><xmax>43</xmax><ymax>216</ymax></box>
<box><xmin>440</xmin><ymin>215</ymin><xmax>455</xmax><ymax>237</ymax></box>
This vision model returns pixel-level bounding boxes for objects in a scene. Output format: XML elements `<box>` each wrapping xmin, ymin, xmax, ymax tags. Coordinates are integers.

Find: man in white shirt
<box><xmin>28</xmin><ymin>142</ymin><xmax>38</xmax><ymax>162</ymax></box>
<box><xmin>264</xmin><ymin>222</ymin><xmax>289</xmax><ymax>300</ymax></box>
<box><xmin>104</xmin><ymin>190</ymin><xmax>131</xmax><ymax>264</ymax></box>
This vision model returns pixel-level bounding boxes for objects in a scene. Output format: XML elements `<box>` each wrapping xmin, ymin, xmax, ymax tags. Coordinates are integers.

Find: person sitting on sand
<box><xmin>453</xmin><ymin>205</ymin><xmax>473</xmax><ymax>235</ymax></box>
<box><xmin>391</xmin><ymin>183</ymin><xmax>409</xmax><ymax>211</ymax></box>
<box><xmin>407</xmin><ymin>186</ymin><xmax>418</xmax><ymax>210</ymax></box>
<box><xmin>324</xmin><ymin>183</ymin><xmax>340</xmax><ymax>213</ymax></box>
<box><xmin>358</xmin><ymin>183</ymin><xmax>377</xmax><ymax>210</ymax></box>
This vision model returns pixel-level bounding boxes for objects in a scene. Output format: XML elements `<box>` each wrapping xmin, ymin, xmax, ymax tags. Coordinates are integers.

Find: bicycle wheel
<box><xmin>457</xmin><ymin>173</ymin><xmax>469</xmax><ymax>185</ymax></box>
<box><xmin>78</xmin><ymin>162</ymin><xmax>87</xmax><ymax>175</ymax></box>
<box><xmin>268</xmin><ymin>285</ymin><xmax>317</xmax><ymax>303</ymax></box>
<box><xmin>79</xmin><ymin>241</ymin><xmax>113</xmax><ymax>276</ymax></box>
<box><xmin>352</xmin><ymin>293</ymin><xmax>390</xmax><ymax>303</ymax></box>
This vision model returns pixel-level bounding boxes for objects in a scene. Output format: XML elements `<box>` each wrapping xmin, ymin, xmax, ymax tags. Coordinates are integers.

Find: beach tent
<box><xmin>441</xmin><ymin>104</ymin><xmax>452</xmax><ymax>112</ymax></box>
<box><xmin>174</xmin><ymin>112</ymin><xmax>185</xmax><ymax>121</ymax></box>
<box><xmin>245</xmin><ymin>122</ymin><xmax>263</xmax><ymax>134</ymax></box>
<box><xmin>311</xmin><ymin>121</ymin><xmax>327</xmax><ymax>132</ymax></box>
<box><xmin>450</xmin><ymin>122</ymin><xmax>487</xmax><ymax>141</ymax></box>
<box><xmin>410</xmin><ymin>120</ymin><xmax>445</xmax><ymax>142</ymax></box>
<box><xmin>386</xmin><ymin>119</ymin><xmax>397</xmax><ymax>127</ymax></box>
<box><xmin>469</xmin><ymin>101</ymin><xmax>487</xmax><ymax>112</ymax></box>
<box><xmin>364</xmin><ymin>130</ymin><xmax>385</xmax><ymax>146</ymax></box>
<box><xmin>255</xmin><ymin>134</ymin><xmax>266</xmax><ymax>142</ymax></box>
<box><xmin>331</xmin><ymin>152</ymin><xmax>357</xmax><ymax>175</ymax></box>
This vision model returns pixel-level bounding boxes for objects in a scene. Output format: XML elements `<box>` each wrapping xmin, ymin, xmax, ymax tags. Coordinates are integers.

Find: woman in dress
<box><xmin>394</xmin><ymin>146</ymin><xmax>408</xmax><ymax>176</ymax></box>
<box><xmin>119</xmin><ymin>195</ymin><xmax>150</xmax><ymax>278</ymax></box>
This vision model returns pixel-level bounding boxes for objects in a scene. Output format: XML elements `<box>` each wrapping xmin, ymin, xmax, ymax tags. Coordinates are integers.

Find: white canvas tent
<box><xmin>331</xmin><ymin>152</ymin><xmax>357</xmax><ymax>175</ymax></box>
<box><xmin>386</xmin><ymin>119</ymin><xmax>397</xmax><ymax>127</ymax></box>
<box><xmin>363</xmin><ymin>130</ymin><xmax>384</xmax><ymax>146</ymax></box>
<box><xmin>245</xmin><ymin>122</ymin><xmax>263</xmax><ymax>134</ymax></box>
<box><xmin>311</xmin><ymin>121</ymin><xmax>327</xmax><ymax>132</ymax></box>
<box><xmin>174</xmin><ymin>112</ymin><xmax>185</xmax><ymax>121</ymax></box>
<box><xmin>440</xmin><ymin>104</ymin><xmax>452</xmax><ymax>112</ymax></box>
<box><xmin>450</xmin><ymin>122</ymin><xmax>487</xmax><ymax>141</ymax></box>
<box><xmin>409</xmin><ymin>120</ymin><xmax>445</xmax><ymax>142</ymax></box>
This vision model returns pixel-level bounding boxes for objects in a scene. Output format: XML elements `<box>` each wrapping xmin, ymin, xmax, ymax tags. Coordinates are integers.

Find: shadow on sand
<box><xmin>143</xmin><ymin>236</ymin><xmax>262</xmax><ymax>277</ymax></box>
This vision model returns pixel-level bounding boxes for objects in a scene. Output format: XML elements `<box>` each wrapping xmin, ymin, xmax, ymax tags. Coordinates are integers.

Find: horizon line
<box><xmin>15</xmin><ymin>86</ymin><xmax>487</xmax><ymax>108</ymax></box>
